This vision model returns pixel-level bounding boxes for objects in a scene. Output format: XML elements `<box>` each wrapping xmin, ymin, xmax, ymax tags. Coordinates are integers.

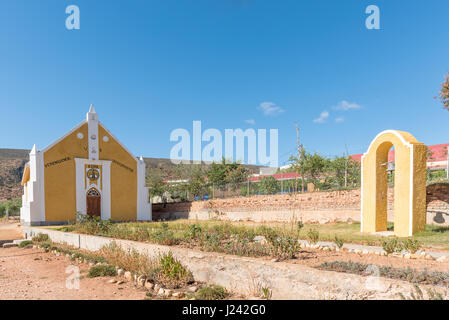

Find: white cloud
<box><xmin>332</xmin><ymin>100</ymin><xmax>362</xmax><ymax>111</ymax></box>
<box><xmin>258</xmin><ymin>102</ymin><xmax>285</xmax><ymax>116</ymax></box>
<box><xmin>313</xmin><ymin>111</ymin><xmax>329</xmax><ymax>124</ymax></box>
<box><xmin>335</xmin><ymin>117</ymin><xmax>344</xmax><ymax>123</ymax></box>
<box><xmin>245</xmin><ymin>119</ymin><xmax>255</xmax><ymax>125</ymax></box>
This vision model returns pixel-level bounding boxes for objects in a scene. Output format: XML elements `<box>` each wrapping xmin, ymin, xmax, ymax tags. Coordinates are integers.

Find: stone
<box><xmin>2</xmin><ymin>243</ymin><xmax>18</xmax><ymax>248</ymax></box>
<box><xmin>425</xmin><ymin>254</ymin><xmax>435</xmax><ymax>261</ymax></box>
<box><xmin>145</xmin><ymin>281</ymin><xmax>154</xmax><ymax>290</ymax></box>
<box><xmin>404</xmin><ymin>254</ymin><xmax>411</xmax><ymax>259</ymax></box>
<box><xmin>108</xmin><ymin>279</ymin><xmax>117</xmax><ymax>284</ymax></box>
<box><xmin>437</xmin><ymin>256</ymin><xmax>447</xmax><ymax>262</ymax></box>
<box><xmin>253</xmin><ymin>235</ymin><xmax>266</xmax><ymax>243</ymax></box>
<box><xmin>117</xmin><ymin>280</ymin><xmax>125</xmax><ymax>285</ymax></box>
<box><xmin>362</xmin><ymin>250</ymin><xmax>369</xmax><ymax>255</ymax></box>
<box><xmin>117</xmin><ymin>269</ymin><xmax>125</xmax><ymax>277</ymax></box>
<box><xmin>124</xmin><ymin>271</ymin><xmax>132</xmax><ymax>281</ymax></box>
<box><xmin>172</xmin><ymin>292</ymin><xmax>185</xmax><ymax>298</ymax></box>
<box><xmin>157</xmin><ymin>288</ymin><xmax>165</xmax><ymax>296</ymax></box>
<box><xmin>137</xmin><ymin>276</ymin><xmax>146</xmax><ymax>287</ymax></box>
<box><xmin>410</xmin><ymin>253</ymin><xmax>420</xmax><ymax>259</ymax></box>
<box><xmin>187</xmin><ymin>286</ymin><xmax>198</xmax><ymax>293</ymax></box>
<box><xmin>164</xmin><ymin>289</ymin><xmax>173</xmax><ymax>297</ymax></box>
<box><xmin>154</xmin><ymin>284</ymin><xmax>161</xmax><ymax>292</ymax></box>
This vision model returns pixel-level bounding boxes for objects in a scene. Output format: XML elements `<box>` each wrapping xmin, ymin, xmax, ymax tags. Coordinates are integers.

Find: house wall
<box><xmin>43</xmin><ymin>123</ymin><xmax>89</xmax><ymax>222</ymax></box>
<box><xmin>98</xmin><ymin>124</ymin><xmax>137</xmax><ymax>221</ymax></box>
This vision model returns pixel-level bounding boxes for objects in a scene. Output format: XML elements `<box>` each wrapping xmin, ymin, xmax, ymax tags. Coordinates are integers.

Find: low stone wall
<box><xmin>23</xmin><ymin>226</ymin><xmax>448</xmax><ymax>300</ymax></box>
<box><xmin>153</xmin><ymin>184</ymin><xmax>449</xmax><ymax>225</ymax></box>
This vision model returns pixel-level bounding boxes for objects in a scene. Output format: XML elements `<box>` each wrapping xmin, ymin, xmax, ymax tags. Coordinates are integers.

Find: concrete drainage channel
<box><xmin>23</xmin><ymin>226</ymin><xmax>449</xmax><ymax>300</ymax></box>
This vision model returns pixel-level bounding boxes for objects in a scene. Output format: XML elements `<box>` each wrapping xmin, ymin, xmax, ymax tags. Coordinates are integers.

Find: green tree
<box><xmin>206</xmin><ymin>158</ymin><xmax>229</xmax><ymax>187</ymax></box>
<box><xmin>147</xmin><ymin>170</ymin><xmax>167</xmax><ymax>198</ymax></box>
<box><xmin>258</xmin><ymin>176</ymin><xmax>280</xmax><ymax>194</ymax></box>
<box><xmin>324</xmin><ymin>156</ymin><xmax>361</xmax><ymax>189</ymax></box>
<box><xmin>438</xmin><ymin>72</ymin><xmax>449</xmax><ymax>110</ymax></box>
<box><xmin>206</xmin><ymin>157</ymin><xmax>249</xmax><ymax>189</ymax></box>
<box><xmin>302</xmin><ymin>152</ymin><xmax>330</xmax><ymax>186</ymax></box>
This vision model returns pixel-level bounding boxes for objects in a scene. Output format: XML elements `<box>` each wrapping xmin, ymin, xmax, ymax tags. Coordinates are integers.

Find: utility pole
<box><xmin>344</xmin><ymin>144</ymin><xmax>349</xmax><ymax>188</ymax></box>
<box><xmin>295</xmin><ymin>122</ymin><xmax>305</xmax><ymax>193</ymax></box>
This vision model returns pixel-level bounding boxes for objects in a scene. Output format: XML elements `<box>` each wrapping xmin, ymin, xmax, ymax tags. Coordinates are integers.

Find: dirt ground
<box><xmin>0</xmin><ymin>246</ymin><xmax>147</xmax><ymax>300</ymax></box>
<box><xmin>289</xmin><ymin>248</ymin><xmax>449</xmax><ymax>272</ymax></box>
<box><xmin>0</xmin><ymin>220</ymin><xmax>23</xmax><ymax>241</ymax></box>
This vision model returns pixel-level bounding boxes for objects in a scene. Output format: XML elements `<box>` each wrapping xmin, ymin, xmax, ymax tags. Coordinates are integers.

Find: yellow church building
<box><xmin>20</xmin><ymin>105</ymin><xmax>151</xmax><ymax>225</ymax></box>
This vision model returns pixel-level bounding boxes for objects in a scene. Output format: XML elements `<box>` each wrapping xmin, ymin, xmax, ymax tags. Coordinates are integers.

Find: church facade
<box><xmin>20</xmin><ymin>105</ymin><xmax>151</xmax><ymax>225</ymax></box>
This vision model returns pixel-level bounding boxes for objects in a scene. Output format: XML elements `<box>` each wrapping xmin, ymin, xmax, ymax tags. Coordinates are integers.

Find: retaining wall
<box><xmin>24</xmin><ymin>226</ymin><xmax>449</xmax><ymax>300</ymax></box>
<box><xmin>153</xmin><ymin>184</ymin><xmax>449</xmax><ymax>226</ymax></box>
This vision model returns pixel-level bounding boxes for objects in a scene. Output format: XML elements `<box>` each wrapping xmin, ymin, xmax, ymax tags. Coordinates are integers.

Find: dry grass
<box><xmin>100</xmin><ymin>242</ymin><xmax>157</xmax><ymax>276</ymax></box>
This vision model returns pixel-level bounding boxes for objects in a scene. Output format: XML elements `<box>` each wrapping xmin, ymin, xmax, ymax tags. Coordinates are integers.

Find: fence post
<box><xmin>247</xmin><ymin>178</ymin><xmax>249</xmax><ymax>197</ymax></box>
<box><xmin>6</xmin><ymin>209</ymin><xmax>9</xmax><ymax>220</ymax></box>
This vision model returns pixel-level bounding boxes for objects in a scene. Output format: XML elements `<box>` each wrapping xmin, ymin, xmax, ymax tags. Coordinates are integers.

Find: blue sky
<box><xmin>1</xmin><ymin>0</ymin><xmax>448</xmax><ymax>166</ymax></box>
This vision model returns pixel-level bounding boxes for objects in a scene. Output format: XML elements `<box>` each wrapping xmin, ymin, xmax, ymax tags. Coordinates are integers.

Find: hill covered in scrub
<box><xmin>0</xmin><ymin>148</ymin><xmax>264</xmax><ymax>201</ymax></box>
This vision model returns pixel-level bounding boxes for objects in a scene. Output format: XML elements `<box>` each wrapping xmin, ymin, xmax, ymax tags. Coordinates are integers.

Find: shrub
<box><xmin>333</xmin><ymin>236</ymin><xmax>344</xmax><ymax>249</ymax></box>
<box><xmin>75</xmin><ymin>213</ymin><xmax>112</xmax><ymax>235</ymax></box>
<box><xmin>268</xmin><ymin>236</ymin><xmax>300</xmax><ymax>260</ymax></box>
<box><xmin>307</xmin><ymin>228</ymin><xmax>319</xmax><ymax>244</ymax></box>
<box><xmin>201</xmin><ymin>231</ymin><xmax>224</xmax><ymax>252</ymax></box>
<box><xmin>382</xmin><ymin>238</ymin><xmax>402</xmax><ymax>254</ymax></box>
<box><xmin>261</xmin><ymin>287</ymin><xmax>272</xmax><ymax>300</ymax></box>
<box><xmin>19</xmin><ymin>240</ymin><xmax>33</xmax><ymax>248</ymax></box>
<box><xmin>39</xmin><ymin>242</ymin><xmax>51</xmax><ymax>250</ymax></box>
<box><xmin>151</xmin><ymin>223</ymin><xmax>179</xmax><ymax>246</ymax></box>
<box><xmin>225</xmin><ymin>238</ymin><xmax>271</xmax><ymax>257</ymax></box>
<box><xmin>32</xmin><ymin>233</ymin><xmax>49</xmax><ymax>242</ymax></box>
<box><xmin>401</xmin><ymin>239</ymin><xmax>422</xmax><ymax>254</ymax></box>
<box><xmin>319</xmin><ymin>261</ymin><xmax>449</xmax><ymax>287</ymax></box>
<box><xmin>88</xmin><ymin>264</ymin><xmax>117</xmax><ymax>278</ymax></box>
<box><xmin>183</xmin><ymin>224</ymin><xmax>202</xmax><ymax>240</ymax></box>
<box><xmin>154</xmin><ymin>252</ymin><xmax>194</xmax><ymax>287</ymax></box>
<box><xmin>398</xmin><ymin>285</ymin><xmax>444</xmax><ymax>300</ymax></box>
<box><xmin>195</xmin><ymin>285</ymin><xmax>228</xmax><ymax>300</ymax></box>
<box><xmin>297</xmin><ymin>221</ymin><xmax>304</xmax><ymax>233</ymax></box>
<box><xmin>258</xmin><ymin>226</ymin><xmax>277</xmax><ymax>244</ymax></box>
<box><xmin>100</xmin><ymin>242</ymin><xmax>156</xmax><ymax>276</ymax></box>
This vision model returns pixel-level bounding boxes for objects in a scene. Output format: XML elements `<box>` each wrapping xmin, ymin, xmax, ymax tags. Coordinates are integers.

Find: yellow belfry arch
<box><xmin>361</xmin><ymin>130</ymin><xmax>427</xmax><ymax>237</ymax></box>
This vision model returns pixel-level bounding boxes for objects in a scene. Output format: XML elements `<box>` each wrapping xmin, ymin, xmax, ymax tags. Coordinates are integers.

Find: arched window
<box><xmin>87</xmin><ymin>188</ymin><xmax>100</xmax><ymax>197</ymax></box>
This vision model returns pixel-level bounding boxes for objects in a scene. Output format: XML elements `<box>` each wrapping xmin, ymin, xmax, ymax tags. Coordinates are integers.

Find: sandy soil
<box><xmin>0</xmin><ymin>221</ymin><xmax>23</xmax><ymax>241</ymax></box>
<box><xmin>0</xmin><ymin>246</ymin><xmax>147</xmax><ymax>300</ymax></box>
<box><xmin>289</xmin><ymin>248</ymin><xmax>449</xmax><ymax>272</ymax></box>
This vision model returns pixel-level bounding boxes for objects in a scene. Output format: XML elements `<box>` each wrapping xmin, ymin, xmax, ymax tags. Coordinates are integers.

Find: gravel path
<box><xmin>0</xmin><ymin>246</ymin><xmax>146</xmax><ymax>300</ymax></box>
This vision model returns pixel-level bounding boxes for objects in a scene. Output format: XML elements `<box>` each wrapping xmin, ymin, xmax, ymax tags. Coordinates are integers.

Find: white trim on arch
<box><xmin>363</xmin><ymin>130</ymin><xmax>413</xmax><ymax>160</ymax></box>
<box><xmin>409</xmin><ymin>144</ymin><xmax>414</xmax><ymax>236</ymax></box>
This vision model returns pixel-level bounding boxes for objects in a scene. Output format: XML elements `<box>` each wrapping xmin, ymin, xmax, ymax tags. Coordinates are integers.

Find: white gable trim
<box><xmin>41</xmin><ymin>121</ymin><xmax>87</xmax><ymax>153</ymax></box>
<box><xmin>99</xmin><ymin>121</ymin><xmax>138</xmax><ymax>163</ymax></box>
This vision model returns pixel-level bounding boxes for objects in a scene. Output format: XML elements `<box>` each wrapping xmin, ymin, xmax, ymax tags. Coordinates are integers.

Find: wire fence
<box><xmin>151</xmin><ymin>178</ymin><xmax>359</xmax><ymax>203</ymax></box>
